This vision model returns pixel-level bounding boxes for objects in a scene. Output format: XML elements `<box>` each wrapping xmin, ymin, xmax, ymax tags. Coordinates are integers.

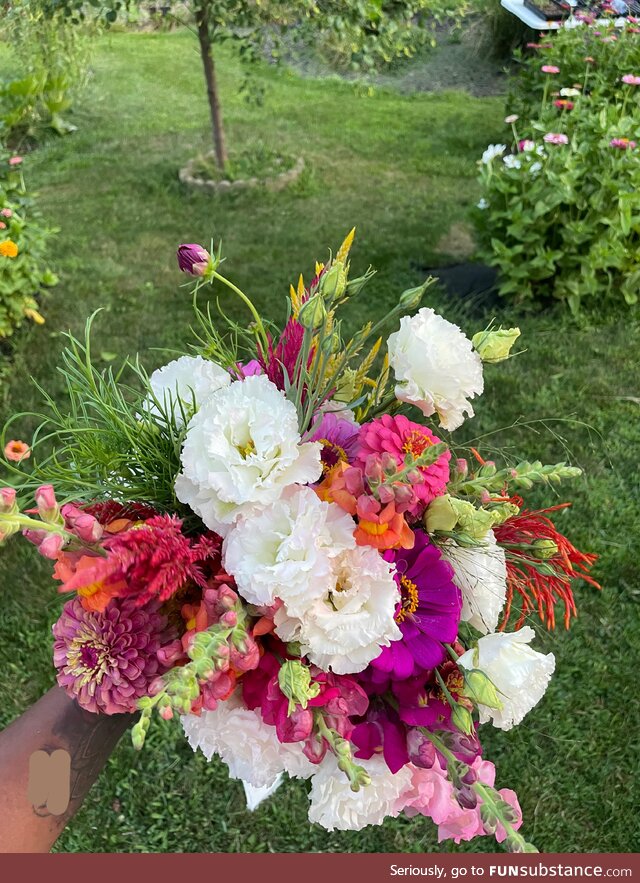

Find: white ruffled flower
<box><xmin>223</xmin><ymin>485</ymin><xmax>355</xmax><ymax>614</ymax></box>
<box><xmin>146</xmin><ymin>355</ymin><xmax>230</xmax><ymax>427</ymax></box>
<box><xmin>308</xmin><ymin>754</ymin><xmax>412</xmax><ymax>831</ymax></box>
<box><xmin>503</xmin><ymin>154</ymin><xmax>522</xmax><ymax>170</ymax></box>
<box><xmin>274</xmin><ymin>545</ymin><xmax>401</xmax><ymax>675</ymax></box>
<box><xmin>457</xmin><ymin>627</ymin><xmax>555</xmax><ymax>731</ymax></box>
<box><xmin>175</xmin><ymin>375</ymin><xmax>322</xmax><ymax>536</ymax></box>
<box><xmin>529</xmin><ymin>161</ymin><xmax>543</xmax><ymax>175</ymax></box>
<box><xmin>442</xmin><ymin>530</ymin><xmax>507</xmax><ymax>635</ymax></box>
<box><xmin>481</xmin><ymin>143</ymin><xmax>506</xmax><ymax>164</ymax></box>
<box><xmin>181</xmin><ymin>696</ymin><xmax>315</xmax><ymax>787</ymax></box>
<box><xmin>387</xmin><ymin>307</ymin><xmax>484</xmax><ymax>431</ymax></box>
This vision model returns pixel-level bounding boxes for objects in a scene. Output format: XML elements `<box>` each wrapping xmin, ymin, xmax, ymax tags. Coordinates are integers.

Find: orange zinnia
<box><xmin>0</xmin><ymin>239</ymin><xmax>18</xmax><ymax>258</ymax></box>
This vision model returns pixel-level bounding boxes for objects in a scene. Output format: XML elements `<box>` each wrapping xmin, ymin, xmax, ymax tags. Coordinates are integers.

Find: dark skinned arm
<box><xmin>0</xmin><ymin>685</ymin><xmax>133</xmax><ymax>853</ymax></box>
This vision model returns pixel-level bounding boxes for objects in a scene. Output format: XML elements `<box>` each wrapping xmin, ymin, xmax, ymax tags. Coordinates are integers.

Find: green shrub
<box><xmin>474</xmin><ymin>20</ymin><xmax>640</xmax><ymax>314</ymax></box>
<box><xmin>0</xmin><ymin>0</ymin><xmax>91</xmax><ymax>141</ymax></box>
<box><xmin>0</xmin><ymin>150</ymin><xmax>58</xmax><ymax>339</ymax></box>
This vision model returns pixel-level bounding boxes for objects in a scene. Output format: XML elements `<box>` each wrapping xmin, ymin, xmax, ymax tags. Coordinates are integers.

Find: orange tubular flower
<box><xmin>355</xmin><ymin>496</ymin><xmax>414</xmax><ymax>551</ymax></box>
<box><xmin>494</xmin><ymin>500</ymin><xmax>600</xmax><ymax>631</ymax></box>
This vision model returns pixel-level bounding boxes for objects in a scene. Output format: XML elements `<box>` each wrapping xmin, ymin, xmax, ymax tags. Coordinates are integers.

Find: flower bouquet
<box><xmin>0</xmin><ymin>231</ymin><xmax>598</xmax><ymax>850</ymax></box>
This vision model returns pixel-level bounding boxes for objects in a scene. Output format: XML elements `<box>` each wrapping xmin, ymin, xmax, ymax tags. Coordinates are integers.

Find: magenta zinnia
<box><xmin>53</xmin><ymin>596</ymin><xmax>174</xmax><ymax>714</ymax></box>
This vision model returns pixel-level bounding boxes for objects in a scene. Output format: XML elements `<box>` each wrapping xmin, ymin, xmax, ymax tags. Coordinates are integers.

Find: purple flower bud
<box><xmin>461</xmin><ymin>767</ymin><xmax>478</xmax><ymax>785</ymax></box>
<box><xmin>177</xmin><ymin>243</ymin><xmax>211</xmax><ymax>277</ymax></box>
<box><xmin>456</xmin><ymin>784</ymin><xmax>478</xmax><ymax>809</ymax></box>
<box><xmin>443</xmin><ymin>730</ymin><xmax>482</xmax><ymax>764</ymax></box>
<box><xmin>407</xmin><ymin>729</ymin><xmax>436</xmax><ymax>769</ymax></box>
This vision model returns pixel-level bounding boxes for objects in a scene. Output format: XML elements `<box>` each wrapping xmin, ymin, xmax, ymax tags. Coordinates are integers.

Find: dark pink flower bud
<box><xmin>159</xmin><ymin>705</ymin><xmax>174</xmax><ymax>720</ymax></box>
<box><xmin>364</xmin><ymin>454</ymin><xmax>384</xmax><ymax>485</ymax></box>
<box><xmin>38</xmin><ymin>532</ymin><xmax>64</xmax><ymax>559</ymax></box>
<box><xmin>177</xmin><ymin>243</ymin><xmax>211</xmax><ymax>277</ymax></box>
<box><xmin>220</xmin><ymin>610</ymin><xmax>237</xmax><ymax>628</ymax></box>
<box><xmin>455</xmin><ymin>458</ymin><xmax>468</xmax><ymax>478</ymax></box>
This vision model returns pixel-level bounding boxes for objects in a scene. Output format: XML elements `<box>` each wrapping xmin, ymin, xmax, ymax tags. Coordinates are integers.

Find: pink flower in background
<box><xmin>584</xmin><ymin>56</ymin><xmax>595</xmax><ymax>64</ymax></box>
<box><xmin>4</xmin><ymin>439</ymin><xmax>30</xmax><ymax>462</ymax></box>
<box><xmin>610</xmin><ymin>138</ymin><xmax>636</xmax><ymax>150</ymax></box>
<box><xmin>1</xmin><ymin>208</ymin><xmax>12</xmax><ymax>218</ymax></box>
<box><xmin>621</xmin><ymin>74</ymin><xmax>640</xmax><ymax>85</ymax></box>
<box><xmin>53</xmin><ymin>595</ymin><xmax>174</xmax><ymax>714</ymax></box>
<box><xmin>518</xmin><ymin>139</ymin><xmax>535</xmax><ymax>152</ymax></box>
<box><xmin>8</xmin><ymin>156</ymin><xmax>22</xmax><ymax>166</ymax></box>
<box><xmin>554</xmin><ymin>99</ymin><xmax>574</xmax><ymax>110</ymax></box>
<box><xmin>504</xmin><ymin>114</ymin><xmax>518</xmax><ymax>124</ymax></box>
<box><xmin>544</xmin><ymin>133</ymin><xmax>569</xmax><ymax>145</ymax></box>
<box><xmin>541</xmin><ymin>65</ymin><xmax>560</xmax><ymax>74</ymax></box>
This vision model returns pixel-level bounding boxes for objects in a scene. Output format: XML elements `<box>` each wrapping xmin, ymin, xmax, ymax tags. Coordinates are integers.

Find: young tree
<box><xmin>36</xmin><ymin>0</ymin><xmax>472</xmax><ymax>174</ymax></box>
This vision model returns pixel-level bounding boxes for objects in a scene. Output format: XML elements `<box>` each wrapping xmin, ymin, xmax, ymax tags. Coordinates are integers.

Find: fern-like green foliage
<box><xmin>3</xmin><ymin>313</ymin><xmax>188</xmax><ymax>513</ymax></box>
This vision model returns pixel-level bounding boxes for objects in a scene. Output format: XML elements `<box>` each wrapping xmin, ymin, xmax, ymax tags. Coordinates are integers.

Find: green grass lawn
<box><xmin>0</xmin><ymin>30</ymin><xmax>639</xmax><ymax>854</ymax></box>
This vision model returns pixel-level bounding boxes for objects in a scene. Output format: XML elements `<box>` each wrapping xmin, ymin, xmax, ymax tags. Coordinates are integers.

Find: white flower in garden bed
<box><xmin>274</xmin><ymin>545</ymin><xmax>401</xmax><ymax>675</ymax></box>
<box><xmin>481</xmin><ymin>144</ymin><xmax>507</xmax><ymax>164</ymax></box>
<box><xmin>442</xmin><ymin>530</ymin><xmax>507</xmax><ymax>635</ymax></box>
<box><xmin>387</xmin><ymin>307</ymin><xmax>484</xmax><ymax>431</ymax></box>
<box><xmin>145</xmin><ymin>355</ymin><xmax>230</xmax><ymax>427</ymax></box>
<box><xmin>223</xmin><ymin>485</ymin><xmax>356</xmax><ymax>613</ymax></box>
<box><xmin>457</xmin><ymin>627</ymin><xmax>556</xmax><ymax>731</ymax></box>
<box><xmin>175</xmin><ymin>374</ymin><xmax>322</xmax><ymax>535</ymax></box>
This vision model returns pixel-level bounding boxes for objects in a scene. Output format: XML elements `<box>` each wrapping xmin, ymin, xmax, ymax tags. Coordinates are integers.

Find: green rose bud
<box><xmin>450</xmin><ymin>703</ymin><xmax>475</xmax><ymax>736</ymax></box>
<box><xmin>424</xmin><ymin>494</ymin><xmax>458</xmax><ymax>533</ymax></box>
<box><xmin>462</xmin><ymin>668</ymin><xmax>503</xmax><ymax>710</ymax></box>
<box><xmin>319</xmin><ymin>262</ymin><xmax>347</xmax><ymax>301</ymax></box>
<box><xmin>298</xmin><ymin>295</ymin><xmax>327</xmax><ymax>331</ymax></box>
<box><xmin>531</xmin><ymin>538</ymin><xmax>559</xmax><ymax>559</ymax></box>
<box><xmin>472</xmin><ymin>327</ymin><xmax>521</xmax><ymax>364</ymax></box>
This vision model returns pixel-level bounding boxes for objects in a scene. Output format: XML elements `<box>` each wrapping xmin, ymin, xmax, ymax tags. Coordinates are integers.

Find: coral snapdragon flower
<box><xmin>355</xmin><ymin>495</ymin><xmax>414</xmax><ymax>551</ymax></box>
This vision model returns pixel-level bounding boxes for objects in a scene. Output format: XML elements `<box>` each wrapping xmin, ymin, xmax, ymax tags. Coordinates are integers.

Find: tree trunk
<box><xmin>196</xmin><ymin>5</ymin><xmax>227</xmax><ymax>172</ymax></box>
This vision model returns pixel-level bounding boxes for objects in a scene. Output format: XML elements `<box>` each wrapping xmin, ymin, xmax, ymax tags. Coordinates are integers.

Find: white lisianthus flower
<box><xmin>145</xmin><ymin>355</ymin><xmax>231</xmax><ymax>427</ymax></box>
<box><xmin>560</xmin><ymin>87</ymin><xmax>581</xmax><ymax>97</ymax></box>
<box><xmin>503</xmin><ymin>154</ymin><xmax>522</xmax><ymax>170</ymax></box>
<box><xmin>387</xmin><ymin>308</ymin><xmax>484</xmax><ymax>431</ymax></box>
<box><xmin>175</xmin><ymin>375</ymin><xmax>322</xmax><ymax>536</ymax></box>
<box><xmin>223</xmin><ymin>486</ymin><xmax>355</xmax><ymax>613</ymax></box>
<box><xmin>181</xmin><ymin>697</ymin><xmax>315</xmax><ymax>788</ymax></box>
<box><xmin>274</xmin><ymin>546</ymin><xmax>401</xmax><ymax>675</ymax></box>
<box><xmin>481</xmin><ymin>144</ymin><xmax>506</xmax><ymax>164</ymax></box>
<box><xmin>308</xmin><ymin>754</ymin><xmax>412</xmax><ymax>831</ymax></box>
<box><xmin>442</xmin><ymin>530</ymin><xmax>507</xmax><ymax>635</ymax></box>
<box><xmin>457</xmin><ymin>627</ymin><xmax>556</xmax><ymax>731</ymax></box>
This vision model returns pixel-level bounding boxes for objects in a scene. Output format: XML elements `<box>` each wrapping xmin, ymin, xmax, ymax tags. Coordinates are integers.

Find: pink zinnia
<box><xmin>541</xmin><ymin>65</ymin><xmax>560</xmax><ymax>75</ymax></box>
<box><xmin>621</xmin><ymin>74</ymin><xmax>640</xmax><ymax>86</ymax></box>
<box><xmin>1</xmin><ymin>208</ymin><xmax>12</xmax><ymax>218</ymax></box>
<box><xmin>518</xmin><ymin>139</ymin><xmax>535</xmax><ymax>152</ymax></box>
<box><xmin>355</xmin><ymin>414</ymin><xmax>450</xmax><ymax>519</ymax></box>
<box><xmin>8</xmin><ymin>156</ymin><xmax>22</xmax><ymax>166</ymax></box>
<box><xmin>544</xmin><ymin>132</ymin><xmax>569</xmax><ymax>145</ymax></box>
<box><xmin>554</xmin><ymin>99</ymin><xmax>574</xmax><ymax>110</ymax></box>
<box><xmin>610</xmin><ymin>138</ymin><xmax>636</xmax><ymax>150</ymax></box>
<box><xmin>53</xmin><ymin>596</ymin><xmax>174</xmax><ymax>714</ymax></box>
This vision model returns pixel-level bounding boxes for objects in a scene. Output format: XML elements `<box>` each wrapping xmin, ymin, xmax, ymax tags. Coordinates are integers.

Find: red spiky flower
<box><xmin>494</xmin><ymin>499</ymin><xmax>600</xmax><ymax>630</ymax></box>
